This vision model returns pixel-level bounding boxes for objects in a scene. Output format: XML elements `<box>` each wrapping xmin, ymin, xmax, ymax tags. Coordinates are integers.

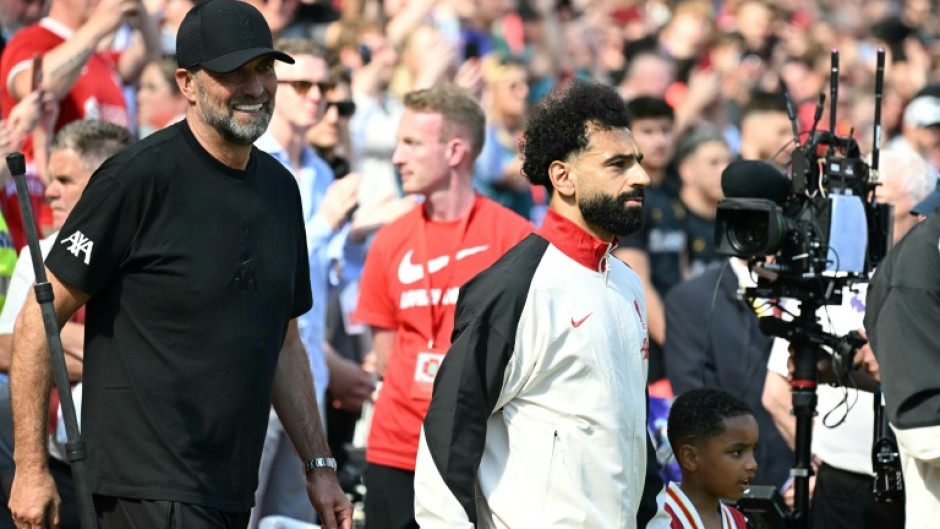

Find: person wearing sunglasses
<box><xmin>252</xmin><ymin>37</ymin><xmax>373</xmax><ymax>529</ymax></box>
<box><xmin>307</xmin><ymin>68</ymin><xmax>356</xmax><ymax>180</ymax></box>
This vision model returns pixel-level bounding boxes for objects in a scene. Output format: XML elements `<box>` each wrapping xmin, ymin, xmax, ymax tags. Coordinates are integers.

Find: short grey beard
<box><xmin>196</xmin><ymin>81</ymin><xmax>271</xmax><ymax>146</ymax></box>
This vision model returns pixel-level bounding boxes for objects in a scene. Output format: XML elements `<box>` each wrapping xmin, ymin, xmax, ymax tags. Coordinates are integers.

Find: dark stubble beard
<box><xmin>579</xmin><ymin>189</ymin><xmax>645</xmax><ymax>237</ymax></box>
<box><xmin>196</xmin><ymin>79</ymin><xmax>272</xmax><ymax>146</ymax></box>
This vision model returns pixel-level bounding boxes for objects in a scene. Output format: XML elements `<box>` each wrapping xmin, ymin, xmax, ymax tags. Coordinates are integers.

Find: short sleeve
<box><xmin>45</xmin><ymin>166</ymin><xmax>141</xmax><ymax>296</ymax></box>
<box><xmin>354</xmin><ymin>229</ymin><xmax>397</xmax><ymax>329</ymax></box>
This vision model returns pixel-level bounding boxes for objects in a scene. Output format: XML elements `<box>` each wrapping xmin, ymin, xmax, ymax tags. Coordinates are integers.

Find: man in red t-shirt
<box><xmin>354</xmin><ymin>84</ymin><xmax>532</xmax><ymax>529</ymax></box>
<box><xmin>0</xmin><ymin>0</ymin><xmax>159</xmax><ymax>249</ymax></box>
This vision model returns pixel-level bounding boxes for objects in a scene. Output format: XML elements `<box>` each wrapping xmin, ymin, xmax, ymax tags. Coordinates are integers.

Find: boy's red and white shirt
<box><xmin>664</xmin><ymin>482</ymin><xmax>749</xmax><ymax>529</ymax></box>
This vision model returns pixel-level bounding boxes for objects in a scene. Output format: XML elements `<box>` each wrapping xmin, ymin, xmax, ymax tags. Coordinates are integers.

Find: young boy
<box><xmin>665</xmin><ymin>388</ymin><xmax>758</xmax><ymax>529</ymax></box>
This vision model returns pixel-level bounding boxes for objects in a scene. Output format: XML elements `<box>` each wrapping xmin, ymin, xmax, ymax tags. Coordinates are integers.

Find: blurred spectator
<box><xmin>628</xmin><ymin>0</ymin><xmax>715</xmax><ymax>83</ymax></box>
<box><xmin>618</xmin><ymin>50</ymin><xmax>676</xmax><ymax>102</ymax></box>
<box><xmin>244</xmin><ymin>0</ymin><xmax>300</xmax><ymax>39</ymax></box>
<box><xmin>0</xmin><ymin>0</ymin><xmax>43</xmax><ymax>53</ymax></box>
<box><xmin>452</xmin><ymin>0</ymin><xmax>514</xmax><ymax>59</ymax></box>
<box><xmin>353</xmin><ymin>84</ymin><xmax>531</xmax><ymax>529</ymax></box>
<box><xmin>308</xmin><ymin>66</ymin><xmax>354</xmax><ymax>177</ymax></box>
<box><xmin>389</xmin><ymin>23</ymin><xmax>454</xmax><ymax>99</ymax></box>
<box><xmin>617</xmin><ymin>126</ymin><xmax>731</xmax><ymax>387</ymax></box>
<box><xmin>887</xmin><ymin>95</ymin><xmax>940</xmax><ymax>170</ymax></box>
<box><xmin>0</xmin><ymin>0</ymin><xmax>159</xmax><ymax>249</ymax></box>
<box><xmin>154</xmin><ymin>0</ymin><xmax>195</xmax><ymax>53</ymax></box>
<box><xmin>347</xmin><ymin>20</ymin><xmax>405</xmax><ymax>209</ymax></box>
<box><xmin>304</xmin><ymin>65</ymin><xmax>365</xmax><ymax>476</ymax></box>
<box><xmin>780</xmin><ymin>55</ymin><xmax>826</xmax><ymax>128</ymax></box>
<box><xmin>252</xmin><ymin>37</ymin><xmax>372</xmax><ymax>529</ymax></box>
<box><xmin>624</xmin><ymin>96</ymin><xmax>677</xmax><ymax>195</ymax></box>
<box><xmin>1</xmin><ymin>0</ymin><xmax>158</xmax><ymax>131</ymax></box>
<box><xmin>473</xmin><ymin>52</ymin><xmax>531</xmax><ymax>219</ymax></box>
<box><xmin>135</xmin><ymin>55</ymin><xmax>186</xmax><ymax>138</ymax></box>
<box><xmin>738</xmin><ymin>90</ymin><xmax>793</xmax><ymax>168</ymax></box>
<box><xmin>732</xmin><ymin>0</ymin><xmax>778</xmax><ymax>60</ymax></box>
<box><xmin>664</xmin><ymin>253</ymin><xmax>794</xmax><ymax>489</ymax></box>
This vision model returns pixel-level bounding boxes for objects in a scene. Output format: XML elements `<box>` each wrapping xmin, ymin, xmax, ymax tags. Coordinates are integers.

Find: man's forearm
<box><xmin>272</xmin><ymin>323</ymin><xmax>331</xmax><ymax>462</ymax></box>
<box><xmin>762</xmin><ymin>372</ymin><xmax>796</xmax><ymax>451</ymax></box>
<box><xmin>9</xmin><ymin>18</ymin><xmax>112</xmax><ymax>103</ymax></box>
<box><xmin>10</xmin><ymin>300</ymin><xmax>54</xmax><ymax>470</ymax></box>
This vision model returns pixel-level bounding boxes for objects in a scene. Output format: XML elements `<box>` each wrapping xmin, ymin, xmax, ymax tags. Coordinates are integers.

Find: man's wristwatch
<box><xmin>304</xmin><ymin>457</ymin><xmax>337</xmax><ymax>473</ymax></box>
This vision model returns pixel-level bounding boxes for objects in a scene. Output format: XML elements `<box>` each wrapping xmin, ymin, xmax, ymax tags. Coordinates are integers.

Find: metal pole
<box><xmin>6</xmin><ymin>153</ymin><xmax>98</xmax><ymax>529</ymax></box>
<box><xmin>788</xmin><ymin>302</ymin><xmax>822</xmax><ymax>529</ymax></box>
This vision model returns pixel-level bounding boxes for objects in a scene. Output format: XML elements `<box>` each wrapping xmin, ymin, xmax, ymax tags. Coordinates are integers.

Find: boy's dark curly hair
<box><xmin>520</xmin><ymin>80</ymin><xmax>632</xmax><ymax>189</ymax></box>
<box><xmin>667</xmin><ymin>388</ymin><xmax>754</xmax><ymax>451</ymax></box>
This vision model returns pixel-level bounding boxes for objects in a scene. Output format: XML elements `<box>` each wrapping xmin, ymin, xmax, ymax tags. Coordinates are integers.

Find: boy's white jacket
<box><xmin>413</xmin><ymin>210</ymin><xmax>671</xmax><ymax>528</ymax></box>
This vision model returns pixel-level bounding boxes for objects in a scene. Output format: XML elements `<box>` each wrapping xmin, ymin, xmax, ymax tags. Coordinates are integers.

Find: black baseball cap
<box><xmin>176</xmin><ymin>0</ymin><xmax>294</xmax><ymax>73</ymax></box>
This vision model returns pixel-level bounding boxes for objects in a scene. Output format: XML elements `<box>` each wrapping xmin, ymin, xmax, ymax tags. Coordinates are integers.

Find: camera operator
<box><xmin>762</xmin><ymin>149</ymin><xmax>934</xmax><ymax>529</ymax></box>
<box><xmin>864</xmin><ymin>163</ymin><xmax>940</xmax><ymax>529</ymax></box>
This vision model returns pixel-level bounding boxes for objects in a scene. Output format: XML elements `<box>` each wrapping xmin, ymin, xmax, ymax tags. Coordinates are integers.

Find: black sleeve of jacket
<box><xmin>637</xmin><ymin>390</ymin><xmax>665</xmax><ymax>529</ymax></box>
<box><xmin>422</xmin><ymin>240</ymin><xmax>542</xmax><ymax>522</ymax></box>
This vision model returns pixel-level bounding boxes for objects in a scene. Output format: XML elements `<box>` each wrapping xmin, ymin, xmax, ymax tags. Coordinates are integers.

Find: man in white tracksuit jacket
<box><xmin>414</xmin><ymin>80</ymin><xmax>670</xmax><ymax>529</ymax></box>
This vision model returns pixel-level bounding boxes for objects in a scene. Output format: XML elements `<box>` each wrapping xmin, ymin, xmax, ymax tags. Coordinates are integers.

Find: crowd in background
<box><xmin>0</xmin><ymin>0</ymin><xmax>939</xmax><ymax>527</ymax></box>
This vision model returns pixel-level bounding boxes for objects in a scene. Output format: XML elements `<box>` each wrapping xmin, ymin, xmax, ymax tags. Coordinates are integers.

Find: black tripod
<box><xmin>756</xmin><ymin>292</ymin><xmax>867</xmax><ymax>528</ymax></box>
<box><xmin>787</xmin><ymin>302</ymin><xmax>824</xmax><ymax>529</ymax></box>
<box><xmin>6</xmin><ymin>153</ymin><xmax>97</xmax><ymax>529</ymax></box>
<box><xmin>752</xmin><ymin>294</ymin><xmax>831</xmax><ymax>529</ymax></box>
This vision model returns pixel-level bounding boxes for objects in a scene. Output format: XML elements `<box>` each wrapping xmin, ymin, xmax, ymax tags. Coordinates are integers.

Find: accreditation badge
<box><xmin>411</xmin><ymin>351</ymin><xmax>445</xmax><ymax>401</ymax></box>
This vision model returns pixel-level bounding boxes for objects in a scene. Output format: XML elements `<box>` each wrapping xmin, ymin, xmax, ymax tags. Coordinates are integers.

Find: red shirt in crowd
<box><xmin>0</xmin><ymin>17</ymin><xmax>129</xmax><ymax>250</ymax></box>
<box><xmin>355</xmin><ymin>195</ymin><xmax>533</xmax><ymax>471</ymax></box>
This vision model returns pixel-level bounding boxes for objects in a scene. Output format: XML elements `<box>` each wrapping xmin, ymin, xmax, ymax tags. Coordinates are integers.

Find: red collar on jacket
<box><xmin>536</xmin><ymin>209</ymin><xmax>617</xmax><ymax>271</ymax></box>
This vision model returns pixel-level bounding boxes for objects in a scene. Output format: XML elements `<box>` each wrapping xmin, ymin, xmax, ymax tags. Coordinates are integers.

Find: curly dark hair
<box><xmin>667</xmin><ymin>388</ymin><xmax>754</xmax><ymax>451</ymax></box>
<box><xmin>520</xmin><ymin>79</ymin><xmax>632</xmax><ymax>189</ymax></box>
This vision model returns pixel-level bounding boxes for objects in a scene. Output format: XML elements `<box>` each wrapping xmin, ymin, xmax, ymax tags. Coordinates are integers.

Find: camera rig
<box><xmin>715</xmin><ymin>49</ymin><xmax>903</xmax><ymax>528</ymax></box>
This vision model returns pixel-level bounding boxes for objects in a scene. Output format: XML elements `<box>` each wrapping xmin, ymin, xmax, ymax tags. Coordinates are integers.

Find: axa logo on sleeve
<box><xmin>61</xmin><ymin>230</ymin><xmax>94</xmax><ymax>264</ymax></box>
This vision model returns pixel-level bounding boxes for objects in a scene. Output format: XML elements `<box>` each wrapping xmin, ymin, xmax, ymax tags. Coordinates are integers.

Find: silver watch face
<box><xmin>305</xmin><ymin>457</ymin><xmax>337</xmax><ymax>472</ymax></box>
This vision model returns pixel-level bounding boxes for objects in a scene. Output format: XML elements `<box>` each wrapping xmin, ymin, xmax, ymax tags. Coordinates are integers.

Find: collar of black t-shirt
<box><xmin>177</xmin><ymin>118</ymin><xmax>258</xmax><ymax>182</ymax></box>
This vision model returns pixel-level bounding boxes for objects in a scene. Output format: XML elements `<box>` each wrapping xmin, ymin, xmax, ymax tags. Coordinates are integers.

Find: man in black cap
<box><xmin>6</xmin><ymin>1</ymin><xmax>352</xmax><ymax>528</ymax></box>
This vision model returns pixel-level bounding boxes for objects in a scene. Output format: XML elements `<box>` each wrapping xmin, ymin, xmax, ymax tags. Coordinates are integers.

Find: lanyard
<box><xmin>417</xmin><ymin>202</ymin><xmax>474</xmax><ymax>350</ymax></box>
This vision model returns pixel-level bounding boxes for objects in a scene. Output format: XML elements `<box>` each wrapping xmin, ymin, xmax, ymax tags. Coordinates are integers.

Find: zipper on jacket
<box><xmin>541</xmin><ymin>430</ymin><xmax>560</xmax><ymax>518</ymax></box>
<box><xmin>598</xmin><ymin>242</ymin><xmax>614</xmax><ymax>285</ymax></box>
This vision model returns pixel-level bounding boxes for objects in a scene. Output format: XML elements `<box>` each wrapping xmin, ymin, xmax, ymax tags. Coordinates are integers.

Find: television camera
<box><xmin>714</xmin><ymin>50</ymin><xmax>903</xmax><ymax>528</ymax></box>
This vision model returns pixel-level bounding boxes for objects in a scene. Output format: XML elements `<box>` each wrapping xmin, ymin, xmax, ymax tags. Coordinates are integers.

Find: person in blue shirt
<box><xmin>253</xmin><ymin>37</ymin><xmax>375</xmax><ymax>529</ymax></box>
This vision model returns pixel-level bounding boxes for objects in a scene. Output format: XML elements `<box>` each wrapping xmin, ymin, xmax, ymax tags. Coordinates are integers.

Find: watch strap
<box><xmin>304</xmin><ymin>457</ymin><xmax>337</xmax><ymax>473</ymax></box>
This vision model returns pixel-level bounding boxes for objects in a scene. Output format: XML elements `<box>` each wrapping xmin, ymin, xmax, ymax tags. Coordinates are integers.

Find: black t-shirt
<box><xmin>46</xmin><ymin>120</ymin><xmax>313</xmax><ymax>511</ymax></box>
<box><xmin>622</xmin><ymin>188</ymin><xmax>721</xmax><ymax>299</ymax></box>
